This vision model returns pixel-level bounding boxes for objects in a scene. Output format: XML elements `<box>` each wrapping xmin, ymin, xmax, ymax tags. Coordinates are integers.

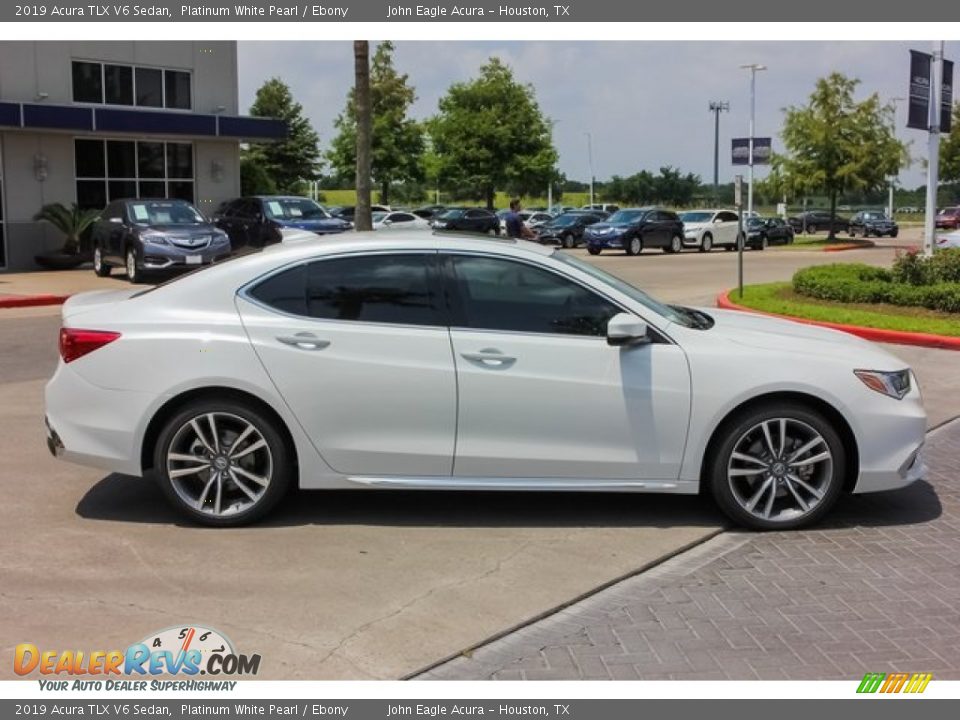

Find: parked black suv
<box><xmin>745</xmin><ymin>217</ymin><xmax>795</xmax><ymax>249</ymax></box>
<box><xmin>92</xmin><ymin>198</ymin><xmax>230</xmax><ymax>283</ymax></box>
<box><xmin>429</xmin><ymin>207</ymin><xmax>500</xmax><ymax>235</ymax></box>
<box><xmin>536</xmin><ymin>211</ymin><xmax>607</xmax><ymax>248</ymax></box>
<box><xmin>848</xmin><ymin>211</ymin><xmax>898</xmax><ymax>238</ymax></box>
<box><xmin>214</xmin><ymin>196</ymin><xmax>351</xmax><ymax>251</ymax></box>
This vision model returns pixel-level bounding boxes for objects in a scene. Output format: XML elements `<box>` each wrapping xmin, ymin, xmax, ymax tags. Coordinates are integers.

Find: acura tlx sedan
<box><xmin>45</xmin><ymin>233</ymin><xmax>927</xmax><ymax>530</ymax></box>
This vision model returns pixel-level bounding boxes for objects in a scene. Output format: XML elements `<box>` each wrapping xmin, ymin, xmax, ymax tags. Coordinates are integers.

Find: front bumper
<box><xmin>585</xmin><ymin>233</ymin><xmax>625</xmax><ymax>248</ymax></box>
<box><xmin>142</xmin><ymin>242</ymin><xmax>231</xmax><ymax>270</ymax></box>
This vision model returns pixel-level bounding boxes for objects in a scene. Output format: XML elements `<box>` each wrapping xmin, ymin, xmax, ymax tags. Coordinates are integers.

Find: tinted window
<box><xmin>138</xmin><ymin>142</ymin><xmax>165</xmax><ymax>178</ymax></box>
<box><xmin>72</xmin><ymin>61</ymin><xmax>102</xmax><ymax>103</ymax></box>
<box><xmin>466</xmin><ymin>210</ymin><xmax>487</xmax><ymax>219</ymax></box>
<box><xmin>135</xmin><ymin>67</ymin><xmax>163</xmax><ymax>107</ymax></box>
<box><xmin>393</xmin><ymin>213</ymin><xmax>417</xmax><ymax>222</ymax></box>
<box><xmin>249</xmin><ymin>264</ymin><xmax>308</xmax><ymax>316</ymax></box>
<box><xmin>718</xmin><ymin>212</ymin><xmax>738</xmax><ymax>222</ymax></box>
<box><xmin>104</xmin><ymin>64</ymin><xmax>133</xmax><ymax>105</ymax></box>
<box><xmin>269</xmin><ymin>255</ymin><xmax>445</xmax><ymax>326</ymax></box>
<box><xmin>165</xmin><ymin>70</ymin><xmax>192</xmax><ymax>109</ymax></box>
<box><xmin>166</xmin><ymin>143</ymin><xmax>193</xmax><ymax>178</ymax></box>
<box><xmin>106</xmin><ymin>141</ymin><xmax>136</xmax><ymax>178</ymax></box>
<box><xmin>451</xmin><ymin>255</ymin><xmax>619</xmax><ymax>337</ymax></box>
<box><xmin>75</xmin><ymin>139</ymin><xmax>105</xmax><ymax>177</ymax></box>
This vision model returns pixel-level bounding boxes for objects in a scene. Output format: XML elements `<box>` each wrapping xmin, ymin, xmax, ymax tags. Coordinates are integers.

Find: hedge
<box><xmin>793</xmin><ymin>257</ymin><xmax>960</xmax><ymax>314</ymax></box>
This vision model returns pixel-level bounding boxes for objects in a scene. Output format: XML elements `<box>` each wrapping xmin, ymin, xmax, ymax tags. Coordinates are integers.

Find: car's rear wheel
<box><xmin>153</xmin><ymin>400</ymin><xmax>293</xmax><ymax>526</ymax></box>
<box><xmin>700</xmin><ymin>233</ymin><xmax>713</xmax><ymax>252</ymax></box>
<box><xmin>849</xmin><ymin>228</ymin><xmax>857</xmax><ymax>238</ymax></box>
<box><xmin>891</xmin><ymin>230</ymin><xmax>899</xmax><ymax>238</ymax></box>
<box><xmin>587</xmin><ymin>246</ymin><xmax>601</xmax><ymax>256</ymax></box>
<box><xmin>665</xmin><ymin>234</ymin><xmax>682</xmax><ymax>254</ymax></box>
<box><xmin>625</xmin><ymin>236</ymin><xmax>643</xmax><ymax>256</ymax></box>
<box><xmin>93</xmin><ymin>246</ymin><xmax>111</xmax><ymax>277</ymax></box>
<box><xmin>709</xmin><ymin>403</ymin><xmax>846</xmax><ymax>530</ymax></box>
<box><xmin>562</xmin><ymin>233</ymin><xmax>576</xmax><ymax>249</ymax></box>
<box><xmin>808</xmin><ymin>224</ymin><xmax>818</xmax><ymax>234</ymax></box>
<box><xmin>487</xmin><ymin>227</ymin><xmax>498</xmax><ymax>237</ymax></box>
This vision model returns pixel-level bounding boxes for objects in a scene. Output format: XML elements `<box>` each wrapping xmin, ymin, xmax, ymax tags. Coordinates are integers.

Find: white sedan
<box><xmin>678</xmin><ymin>209</ymin><xmax>743</xmax><ymax>251</ymax></box>
<box><xmin>45</xmin><ymin>233</ymin><xmax>926</xmax><ymax>529</ymax></box>
<box><xmin>372</xmin><ymin>211</ymin><xmax>431</xmax><ymax>231</ymax></box>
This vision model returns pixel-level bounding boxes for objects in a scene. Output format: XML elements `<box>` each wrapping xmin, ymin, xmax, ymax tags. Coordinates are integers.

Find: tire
<box><xmin>487</xmin><ymin>227</ymin><xmax>497</xmax><ymax>237</ymax></box>
<box><xmin>708</xmin><ymin>402</ymin><xmax>846</xmax><ymax>531</ymax></box>
<box><xmin>890</xmin><ymin>230</ymin><xmax>899</xmax><ymax>238</ymax></box>
<box><xmin>153</xmin><ymin>399</ymin><xmax>294</xmax><ymax>527</ymax></box>
<box><xmin>808</xmin><ymin>225</ymin><xmax>818</xmax><ymax>234</ymax></box>
<box><xmin>666</xmin><ymin>234</ymin><xmax>682</xmax><ymax>254</ymax></box>
<box><xmin>587</xmin><ymin>246</ymin><xmax>601</xmax><ymax>256</ymax></box>
<box><xmin>699</xmin><ymin>233</ymin><xmax>713</xmax><ymax>253</ymax></box>
<box><xmin>562</xmin><ymin>233</ymin><xmax>576</xmax><ymax>249</ymax></box>
<box><xmin>625</xmin><ymin>235</ymin><xmax>643</xmax><ymax>256</ymax></box>
<box><xmin>849</xmin><ymin>228</ymin><xmax>856</xmax><ymax>238</ymax></box>
<box><xmin>724</xmin><ymin>244</ymin><xmax>735</xmax><ymax>251</ymax></box>
<box><xmin>125</xmin><ymin>246</ymin><xmax>143</xmax><ymax>284</ymax></box>
<box><xmin>93</xmin><ymin>246</ymin><xmax>111</xmax><ymax>277</ymax></box>
<box><xmin>758</xmin><ymin>235</ymin><xmax>768</xmax><ymax>251</ymax></box>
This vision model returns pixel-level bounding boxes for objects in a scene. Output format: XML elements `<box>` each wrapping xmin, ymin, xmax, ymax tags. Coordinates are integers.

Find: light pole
<box><xmin>585</xmin><ymin>132</ymin><xmax>595</xmax><ymax>207</ymax></box>
<box><xmin>708</xmin><ymin>101</ymin><xmax>729</xmax><ymax>202</ymax></box>
<box><xmin>740</xmin><ymin>64</ymin><xmax>767</xmax><ymax>217</ymax></box>
<box><xmin>923</xmin><ymin>41</ymin><xmax>945</xmax><ymax>257</ymax></box>
<box><xmin>888</xmin><ymin>96</ymin><xmax>906</xmax><ymax>218</ymax></box>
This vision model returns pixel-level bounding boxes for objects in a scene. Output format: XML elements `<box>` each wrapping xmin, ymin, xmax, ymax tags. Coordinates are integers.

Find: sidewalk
<box><xmin>0</xmin><ymin>268</ymin><xmax>130</xmax><ymax>305</ymax></box>
<box><xmin>417</xmin><ymin>419</ymin><xmax>960</xmax><ymax>681</ymax></box>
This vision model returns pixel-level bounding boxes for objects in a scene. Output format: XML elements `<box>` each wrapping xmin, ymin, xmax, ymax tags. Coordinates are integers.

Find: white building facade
<box><xmin>0</xmin><ymin>41</ymin><xmax>283</xmax><ymax>271</ymax></box>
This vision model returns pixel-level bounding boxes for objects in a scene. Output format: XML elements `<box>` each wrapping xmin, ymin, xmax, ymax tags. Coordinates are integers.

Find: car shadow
<box><xmin>74</xmin><ymin>473</ymin><xmax>941</xmax><ymax>531</ymax></box>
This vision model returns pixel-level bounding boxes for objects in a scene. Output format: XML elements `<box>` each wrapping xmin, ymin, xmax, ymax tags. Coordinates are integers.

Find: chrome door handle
<box><xmin>276</xmin><ymin>333</ymin><xmax>330</xmax><ymax>351</ymax></box>
<box><xmin>461</xmin><ymin>349</ymin><xmax>516</xmax><ymax>368</ymax></box>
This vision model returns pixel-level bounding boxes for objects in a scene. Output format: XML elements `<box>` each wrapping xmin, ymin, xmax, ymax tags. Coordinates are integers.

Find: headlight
<box><xmin>854</xmin><ymin>369</ymin><xmax>911</xmax><ymax>400</ymax></box>
<box><xmin>213</xmin><ymin>231</ymin><xmax>229</xmax><ymax>244</ymax></box>
<box><xmin>140</xmin><ymin>232</ymin><xmax>168</xmax><ymax>245</ymax></box>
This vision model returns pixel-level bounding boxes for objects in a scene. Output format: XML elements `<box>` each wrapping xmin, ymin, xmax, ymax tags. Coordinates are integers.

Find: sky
<box><xmin>238</xmin><ymin>41</ymin><xmax>960</xmax><ymax>189</ymax></box>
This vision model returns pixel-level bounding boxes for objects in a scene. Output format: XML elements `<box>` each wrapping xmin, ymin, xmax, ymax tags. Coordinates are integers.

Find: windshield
<box><xmin>263</xmin><ymin>198</ymin><xmax>329</xmax><ymax>220</ymax></box>
<box><xmin>551</xmin><ymin>215</ymin><xmax>581</xmax><ymax>227</ymax></box>
<box><xmin>606</xmin><ymin>210</ymin><xmax>646</xmax><ymax>224</ymax></box>
<box><xmin>128</xmin><ymin>201</ymin><xmax>205</xmax><ymax>226</ymax></box>
<box><xmin>679</xmin><ymin>212</ymin><xmax>713</xmax><ymax>223</ymax></box>
<box><xmin>372</xmin><ymin>212</ymin><xmax>389</xmax><ymax>223</ymax></box>
<box><xmin>438</xmin><ymin>209</ymin><xmax>466</xmax><ymax>219</ymax></box>
<box><xmin>551</xmin><ymin>250</ymin><xmax>697</xmax><ymax>327</ymax></box>
<box><xmin>746</xmin><ymin>217</ymin><xmax>765</xmax><ymax>227</ymax></box>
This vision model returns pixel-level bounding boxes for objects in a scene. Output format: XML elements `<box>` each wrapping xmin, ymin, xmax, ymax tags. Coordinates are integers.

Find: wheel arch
<box><xmin>699</xmin><ymin>390</ymin><xmax>860</xmax><ymax>494</ymax></box>
<box><xmin>140</xmin><ymin>386</ymin><xmax>300</xmax><ymax>476</ymax></box>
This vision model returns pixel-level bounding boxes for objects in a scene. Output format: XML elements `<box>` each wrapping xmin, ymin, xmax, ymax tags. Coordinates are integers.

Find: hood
<box><xmin>137</xmin><ymin>223</ymin><xmax>217</xmax><ymax>235</ymax></box>
<box><xmin>589</xmin><ymin>222</ymin><xmax>631</xmax><ymax>232</ymax></box>
<box><xmin>700</xmin><ymin>308</ymin><xmax>903</xmax><ymax>366</ymax></box>
<box><xmin>62</xmin><ymin>289</ymin><xmax>142</xmax><ymax>319</ymax></box>
<box><xmin>683</xmin><ymin>221</ymin><xmax>713</xmax><ymax>232</ymax></box>
<box><xmin>273</xmin><ymin>217</ymin><xmax>349</xmax><ymax>230</ymax></box>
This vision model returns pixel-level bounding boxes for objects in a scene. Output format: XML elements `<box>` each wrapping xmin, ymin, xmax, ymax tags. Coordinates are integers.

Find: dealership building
<box><xmin>0</xmin><ymin>41</ymin><xmax>284</xmax><ymax>272</ymax></box>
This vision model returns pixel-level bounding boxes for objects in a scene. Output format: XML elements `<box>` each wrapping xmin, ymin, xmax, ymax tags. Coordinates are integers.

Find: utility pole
<box><xmin>889</xmin><ymin>97</ymin><xmax>906</xmax><ymax>218</ymax></box>
<box><xmin>585</xmin><ymin>132</ymin><xmax>595</xmax><ymax>207</ymax></box>
<box><xmin>923</xmin><ymin>41</ymin><xmax>944</xmax><ymax>257</ymax></box>
<box><xmin>709</xmin><ymin>101</ymin><xmax>729</xmax><ymax>203</ymax></box>
<box><xmin>741</xmin><ymin>64</ymin><xmax>767</xmax><ymax>217</ymax></box>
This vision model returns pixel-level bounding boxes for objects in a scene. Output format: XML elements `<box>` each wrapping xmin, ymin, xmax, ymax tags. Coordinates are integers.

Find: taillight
<box><xmin>59</xmin><ymin>328</ymin><xmax>121</xmax><ymax>364</ymax></box>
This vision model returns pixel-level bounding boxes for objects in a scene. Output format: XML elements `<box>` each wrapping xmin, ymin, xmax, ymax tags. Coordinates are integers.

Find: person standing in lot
<box><xmin>505</xmin><ymin>198</ymin><xmax>536</xmax><ymax>240</ymax></box>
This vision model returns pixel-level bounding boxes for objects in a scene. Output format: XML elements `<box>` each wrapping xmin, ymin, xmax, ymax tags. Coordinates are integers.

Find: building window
<box><xmin>74</xmin><ymin>139</ymin><xmax>195</xmax><ymax>210</ymax></box>
<box><xmin>71</xmin><ymin>61</ymin><xmax>192</xmax><ymax>110</ymax></box>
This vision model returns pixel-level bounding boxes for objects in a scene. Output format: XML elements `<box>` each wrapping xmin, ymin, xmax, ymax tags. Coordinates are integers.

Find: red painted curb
<box><xmin>716</xmin><ymin>290</ymin><xmax>960</xmax><ymax>351</ymax></box>
<box><xmin>822</xmin><ymin>240</ymin><xmax>875</xmax><ymax>252</ymax></box>
<box><xmin>0</xmin><ymin>294</ymin><xmax>70</xmax><ymax>309</ymax></box>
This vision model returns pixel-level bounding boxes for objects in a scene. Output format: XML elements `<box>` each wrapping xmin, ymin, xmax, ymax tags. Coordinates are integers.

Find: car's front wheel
<box><xmin>125</xmin><ymin>247</ymin><xmax>143</xmax><ymax>284</ymax></box>
<box><xmin>700</xmin><ymin>233</ymin><xmax>712</xmax><ymax>252</ymax></box>
<box><xmin>587</xmin><ymin>246</ymin><xmax>601</xmax><ymax>256</ymax></box>
<box><xmin>709</xmin><ymin>403</ymin><xmax>846</xmax><ymax>530</ymax></box>
<box><xmin>153</xmin><ymin>400</ymin><xmax>293</xmax><ymax>526</ymax></box>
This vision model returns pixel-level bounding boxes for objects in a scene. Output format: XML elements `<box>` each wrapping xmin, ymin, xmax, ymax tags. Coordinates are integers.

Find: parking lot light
<box><xmin>740</xmin><ymin>64</ymin><xmax>767</xmax><ymax>217</ymax></box>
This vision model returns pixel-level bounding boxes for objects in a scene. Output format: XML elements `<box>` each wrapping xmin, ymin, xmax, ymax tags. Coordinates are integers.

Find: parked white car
<box><xmin>937</xmin><ymin>230</ymin><xmax>960</xmax><ymax>249</ymax></box>
<box><xmin>679</xmin><ymin>209</ymin><xmax>743</xmax><ymax>251</ymax></box>
<box><xmin>372</xmin><ymin>211</ymin><xmax>431</xmax><ymax>231</ymax></box>
<box><xmin>45</xmin><ymin>233</ymin><xmax>926</xmax><ymax>530</ymax></box>
<box><xmin>496</xmin><ymin>210</ymin><xmax>554</xmax><ymax>233</ymax></box>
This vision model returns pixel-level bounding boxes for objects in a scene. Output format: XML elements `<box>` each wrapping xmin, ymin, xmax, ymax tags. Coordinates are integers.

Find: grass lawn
<box><xmin>730</xmin><ymin>282</ymin><xmax>960</xmax><ymax>337</ymax></box>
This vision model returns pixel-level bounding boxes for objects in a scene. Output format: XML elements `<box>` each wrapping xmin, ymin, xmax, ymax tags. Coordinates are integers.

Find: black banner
<box><xmin>908</xmin><ymin>50</ymin><xmax>954</xmax><ymax>132</ymax></box>
<box><xmin>943</xmin><ymin>59</ymin><xmax>954</xmax><ymax>133</ymax></box>
<box><xmin>731</xmin><ymin>137</ymin><xmax>771</xmax><ymax>166</ymax></box>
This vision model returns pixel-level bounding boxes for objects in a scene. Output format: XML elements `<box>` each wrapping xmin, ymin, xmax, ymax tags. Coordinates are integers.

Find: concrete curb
<box><xmin>0</xmin><ymin>294</ymin><xmax>70</xmax><ymax>309</ymax></box>
<box><xmin>717</xmin><ymin>289</ymin><xmax>960</xmax><ymax>351</ymax></box>
<box><xmin>822</xmin><ymin>239</ymin><xmax>875</xmax><ymax>252</ymax></box>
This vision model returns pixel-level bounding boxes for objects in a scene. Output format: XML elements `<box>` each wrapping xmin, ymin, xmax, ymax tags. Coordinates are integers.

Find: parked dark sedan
<box><xmin>787</xmin><ymin>211</ymin><xmax>850</xmax><ymax>234</ymax></box>
<box><xmin>536</xmin><ymin>211</ymin><xmax>607</xmax><ymax>248</ymax></box>
<box><xmin>328</xmin><ymin>204</ymin><xmax>391</xmax><ymax>220</ymax></box>
<box><xmin>429</xmin><ymin>207</ymin><xmax>500</xmax><ymax>235</ymax></box>
<box><xmin>745</xmin><ymin>216</ymin><xmax>795</xmax><ymax>249</ymax></box>
<box><xmin>215</xmin><ymin>196</ymin><xmax>351</xmax><ymax>251</ymax></box>
<box><xmin>583</xmin><ymin>207</ymin><xmax>685</xmax><ymax>255</ymax></box>
<box><xmin>92</xmin><ymin>198</ymin><xmax>231</xmax><ymax>284</ymax></box>
<box><xmin>848</xmin><ymin>211</ymin><xmax>898</xmax><ymax>238</ymax></box>
<box><xmin>412</xmin><ymin>204</ymin><xmax>447</xmax><ymax>219</ymax></box>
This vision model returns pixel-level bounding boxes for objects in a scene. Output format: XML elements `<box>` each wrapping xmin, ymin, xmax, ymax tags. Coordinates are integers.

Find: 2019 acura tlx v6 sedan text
<box><xmin>45</xmin><ymin>233</ymin><xmax>927</xmax><ymax>530</ymax></box>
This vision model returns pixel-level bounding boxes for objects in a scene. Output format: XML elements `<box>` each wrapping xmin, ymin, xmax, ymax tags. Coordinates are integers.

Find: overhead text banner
<box><xmin>3</xmin><ymin>1</ymin><xmax>960</xmax><ymax>22</ymax></box>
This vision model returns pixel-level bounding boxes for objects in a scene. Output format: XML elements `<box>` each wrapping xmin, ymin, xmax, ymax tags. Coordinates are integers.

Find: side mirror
<box><xmin>383</xmin><ymin>219</ymin><xmax>392</xmax><ymax>225</ymax></box>
<box><xmin>606</xmin><ymin>312</ymin><xmax>650</xmax><ymax>347</ymax></box>
<box><xmin>714</xmin><ymin>217</ymin><xmax>724</xmax><ymax>223</ymax></box>
<box><xmin>255</xmin><ymin>213</ymin><xmax>265</xmax><ymax>223</ymax></box>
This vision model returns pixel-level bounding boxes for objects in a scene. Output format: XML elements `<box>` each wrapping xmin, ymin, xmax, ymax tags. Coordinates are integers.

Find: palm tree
<box><xmin>354</xmin><ymin>40</ymin><xmax>373</xmax><ymax>232</ymax></box>
<box><xmin>33</xmin><ymin>202</ymin><xmax>100</xmax><ymax>255</ymax></box>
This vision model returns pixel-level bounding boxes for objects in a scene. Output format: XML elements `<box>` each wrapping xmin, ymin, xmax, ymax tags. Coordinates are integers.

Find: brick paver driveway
<box><xmin>419</xmin><ymin>419</ymin><xmax>960</xmax><ymax>681</ymax></box>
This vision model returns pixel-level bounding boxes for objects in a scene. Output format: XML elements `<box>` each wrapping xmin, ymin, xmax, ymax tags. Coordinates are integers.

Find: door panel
<box><xmin>451</xmin><ymin>332</ymin><xmax>691</xmax><ymax>479</ymax></box>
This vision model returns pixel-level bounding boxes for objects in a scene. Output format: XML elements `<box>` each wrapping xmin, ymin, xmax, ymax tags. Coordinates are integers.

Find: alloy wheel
<box><xmin>726</xmin><ymin>417</ymin><xmax>833</xmax><ymax>524</ymax></box>
<box><xmin>165</xmin><ymin>412</ymin><xmax>274</xmax><ymax>518</ymax></box>
<box><xmin>126</xmin><ymin>249</ymin><xmax>138</xmax><ymax>282</ymax></box>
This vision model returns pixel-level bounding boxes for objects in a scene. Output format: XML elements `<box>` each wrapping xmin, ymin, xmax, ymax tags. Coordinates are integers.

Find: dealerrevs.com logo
<box><xmin>857</xmin><ymin>672</ymin><xmax>933</xmax><ymax>694</ymax></box>
<box><xmin>15</xmin><ymin>625</ymin><xmax>260</xmax><ymax>689</ymax></box>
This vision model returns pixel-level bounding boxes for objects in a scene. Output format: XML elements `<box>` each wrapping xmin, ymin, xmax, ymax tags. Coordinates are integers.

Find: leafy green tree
<box><xmin>246</xmin><ymin>78</ymin><xmax>322</xmax><ymax>193</ymax></box>
<box><xmin>942</xmin><ymin>104</ymin><xmax>960</xmax><ymax>184</ymax></box>
<box><xmin>429</xmin><ymin>57</ymin><xmax>558</xmax><ymax>209</ymax></box>
<box><xmin>771</xmin><ymin>73</ymin><xmax>905</xmax><ymax>238</ymax></box>
<box><xmin>328</xmin><ymin>41</ymin><xmax>425</xmax><ymax>206</ymax></box>
<box><xmin>240</xmin><ymin>156</ymin><xmax>277</xmax><ymax>196</ymax></box>
<box><xmin>33</xmin><ymin>202</ymin><xmax>100</xmax><ymax>255</ymax></box>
